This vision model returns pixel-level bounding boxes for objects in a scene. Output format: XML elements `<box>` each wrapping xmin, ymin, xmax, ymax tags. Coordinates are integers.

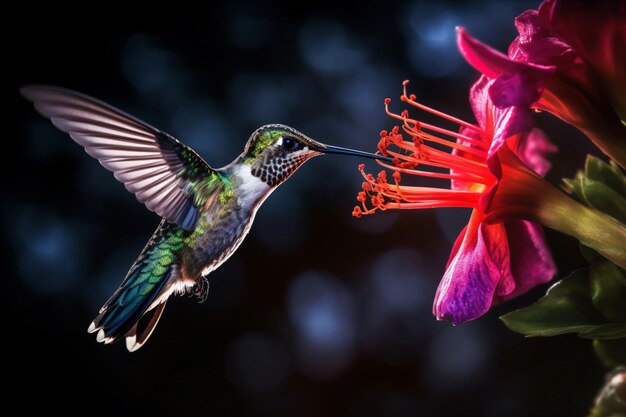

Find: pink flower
<box><xmin>457</xmin><ymin>0</ymin><xmax>626</xmax><ymax>167</ymax></box>
<box><xmin>354</xmin><ymin>78</ymin><xmax>557</xmax><ymax>324</ymax></box>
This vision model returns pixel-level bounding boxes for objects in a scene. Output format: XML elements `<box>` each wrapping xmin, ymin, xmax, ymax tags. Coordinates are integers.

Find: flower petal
<box><xmin>491</xmin><ymin>106</ymin><xmax>533</xmax><ymax>158</ymax></box>
<box><xmin>457</xmin><ymin>26</ymin><xmax>555</xmax><ymax>81</ymax></box>
<box><xmin>540</xmin><ymin>0</ymin><xmax>626</xmax><ymax>118</ymax></box>
<box><xmin>482</xmin><ymin>222</ymin><xmax>515</xmax><ymax>297</ymax></box>
<box><xmin>434</xmin><ymin>217</ymin><xmax>556</xmax><ymax>324</ymax></box>
<box><xmin>434</xmin><ymin>212</ymin><xmax>504</xmax><ymax>324</ymax></box>
<box><xmin>515</xmin><ymin>128</ymin><xmax>557</xmax><ymax>177</ymax></box>
<box><xmin>496</xmin><ymin>220</ymin><xmax>556</xmax><ymax>302</ymax></box>
<box><xmin>489</xmin><ymin>72</ymin><xmax>544</xmax><ymax>109</ymax></box>
<box><xmin>511</xmin><ymin>9</ymin><xmax>577</xmax><ymax>66</ymax></box>
<box><xmin>469</xmin><ymin>76</ymin><xmax>534</xmax><ymax>159</ymax></box>
<box><xmin>457</xmin><ymin>27</ymin><xmax>518</xmax><ymax>78</ymax></box>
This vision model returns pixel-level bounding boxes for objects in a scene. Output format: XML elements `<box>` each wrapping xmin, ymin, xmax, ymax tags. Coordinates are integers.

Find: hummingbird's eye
<box><xmin>281</xmin><ymin>136</ymin><xmax>301</xmax><ymax>151</ymax></box>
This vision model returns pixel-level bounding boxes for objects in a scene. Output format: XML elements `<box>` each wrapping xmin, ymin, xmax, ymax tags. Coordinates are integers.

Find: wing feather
<box><xmin>22</xmin><ymin>85</ymin><xmax>222</xmax><ymax>230</ymax></box>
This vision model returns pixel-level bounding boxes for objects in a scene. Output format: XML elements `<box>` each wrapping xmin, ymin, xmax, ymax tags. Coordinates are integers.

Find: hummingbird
<box><xmin>22</xmin><ymin>86</ymin><xmax>390</xmax><ymax>352</ymax></box>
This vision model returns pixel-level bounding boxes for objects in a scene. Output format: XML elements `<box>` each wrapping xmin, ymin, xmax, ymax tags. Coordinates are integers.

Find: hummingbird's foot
<box><xmin>193</xmin><ymin>276</ymin><xmax>210</xmax><ymax>303</ymax></box>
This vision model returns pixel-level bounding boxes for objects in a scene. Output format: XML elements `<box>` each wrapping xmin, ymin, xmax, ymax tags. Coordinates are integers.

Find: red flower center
<box><xmin>354</xmin><ymin>81</ymin><xmax>497</xmax><ymax>217</ymax></box>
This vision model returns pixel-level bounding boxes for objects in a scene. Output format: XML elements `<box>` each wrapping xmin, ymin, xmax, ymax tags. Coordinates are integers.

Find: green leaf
<box><xmin>609</xmin><ymin>160</ymin><xmax>626</xmax><ymax>191</ymax></box>
<box><xmin>562</xmin><ymin>171</ymin><xmax>585</xmax><ymax>201</ymax></box>
<box><xmin>594</xmin><ymin>340</ymin><xmax>626</xmax><ymax>368</ymax></box>
<box><xmin>582</xmin><ymin>323</ymin><xmax>626</xmax><ymax>340</ymax></box>
<box><xmin>590</xmin><ymin>262</ymin><xmax>626</xmax><ymax>323</ymax></box>
<box><xmin>581</xmin><ymin>179</ymin><xmax>626</xmax><ymax>224</ymax></box>
<box><xmin>585</xmin><ymin>155</ymin><xmax>626</xmax><ymax>197</ymax></box>
<box><xmin>501</xmin><ymin>269</ymin><xmax>606</xmax><ymax>337</ymax></box>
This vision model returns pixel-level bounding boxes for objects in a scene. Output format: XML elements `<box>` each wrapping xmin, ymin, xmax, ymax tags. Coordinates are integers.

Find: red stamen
<box><xmin>376</xmin><ymin>160</ymin><xmax>490</xmax><ymax>185</ymax></box>
<box><xmin>402</xmin><ymin>80</ymin><xmax>480</xmax><ymax>131</ymax></box>
<box><xmin>354</xmin><ymin>80</ymin><xmax>499</xmax><ymax>218</ymax></box>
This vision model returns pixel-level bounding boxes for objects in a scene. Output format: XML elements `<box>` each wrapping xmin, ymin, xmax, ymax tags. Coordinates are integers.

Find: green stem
<box><xmin>535</xmin><ymin>185</ymin><xmax>626</xmax><ymax>269</ymax></box>
<box><xmin>492</xmin><ymin>147</ymin><xmax>626</xmax><ymax>269</ymax></box>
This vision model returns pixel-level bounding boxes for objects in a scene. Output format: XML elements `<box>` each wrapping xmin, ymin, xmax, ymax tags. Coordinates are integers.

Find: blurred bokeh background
<box><xmin>7</xmin><ymin>1</ymin><xmax>604</xmax><ymax>416</ymax></box>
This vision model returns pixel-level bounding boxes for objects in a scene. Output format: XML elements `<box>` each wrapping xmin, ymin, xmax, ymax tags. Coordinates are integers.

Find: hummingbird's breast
<box><xmin>180</xmin><ymin>165</ymin><xmax>273</xmax><ymax>282</ymax></box>
<box><xmin>181</xmin><ymin>204</ymin><xmax>254</xmax><ymax>280</ymax></box>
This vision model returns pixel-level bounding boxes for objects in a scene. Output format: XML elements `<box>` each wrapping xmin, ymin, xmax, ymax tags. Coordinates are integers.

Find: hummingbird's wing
<box><xmin>22</xmin><ymin>86</ymin><xmax>221</xmax><ymax>230</ymax></box>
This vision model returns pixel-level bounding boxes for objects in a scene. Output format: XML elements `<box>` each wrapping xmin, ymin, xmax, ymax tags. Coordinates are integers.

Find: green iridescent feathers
<box><xmin>241</xmin><ymin>126</ymin><xmax>308</xmax><ymax>164</ymax></box>
<box><xmin>243</xmin><ymin>128</ymin><xmax>282</xmax><ymax>162</ymax></box>
<box><xmin>91</xmin><ymin>221</ymin><xmax>186</xmax><ymax>344</ymax></box>
<box><xmin>128</xmin><ymin>224</ymin><xmax>186</xmax><ymax>297</ymax></box>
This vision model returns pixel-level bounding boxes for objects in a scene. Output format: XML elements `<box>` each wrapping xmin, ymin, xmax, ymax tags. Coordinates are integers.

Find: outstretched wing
<box><xmin>21</xmin><ymin>85</ymin><xmax>222</xmax><ymax>230</ymax></box>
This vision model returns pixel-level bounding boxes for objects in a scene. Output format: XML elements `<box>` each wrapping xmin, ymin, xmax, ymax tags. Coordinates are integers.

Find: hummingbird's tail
<box><xmin>88</xmin><ymin>219</ymin><xmax>188</xmax><ymax>352</ymax></box>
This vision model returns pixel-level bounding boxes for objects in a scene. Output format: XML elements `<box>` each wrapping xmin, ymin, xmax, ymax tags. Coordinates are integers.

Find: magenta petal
<box><xmin>446</xmin><ymin>224</ymin><xmax>469</xmax><ymax>267</ymax></box>
<box><xmin>489</xmin><ymin>72</ymin><xmax>544</xmax><ymax>109</ymax></box>
<box><xmin>514</xmin><ymin>10</ymin><xmax>543</xmax><ymax>45</ymax></box>
<box><xmin>512</xmin><ymin>9</ymin><xmax>576</xmax><ymax>66</ymax></box>
<box><xmin>516</xmin><ymin>128</ymin><xmax>557</xmax><ymax>177</ymax></box>
<box><xmin>468</xmin><ymin>75</ymin><xmax>492</xmax><ymax>133</ymax></box>
<box><xmin>457</xmin><ymin>27</ymin><xmax>555</xmax><ymax>80</ymax></box>
<box><xmin>457</xmin><ymin>27</ymin><xmax>517</xmax><ymax>78</ymax></box>
<box><xmin>540</xmin><ymin>0</ymin><xmax>626</xmax><ymax>120</ymax></box>
<box><xmin>497</xmin><ymin>220</ymin><xmax>556</xmax><ymax>302</ymax></box>
<box><xmin>482</xmin><ymin>223</ymin><xmax>515</xmax><ymax>297</ymax></box>
<box><xmin>491</xmin><ymin>106</ymin><xmax>534</xmax><ymax>159</ymax></box>
<box><xmin>434</xmin><ymin>219</ymin><xmax>556</xmax><ymax>324</ymax></box>
<box><xmin>433</xmin><ymin>218</ymin><xmax>502</xmax><ymax>324</ymax></box>
<box><xmin>469</xmin><ymin>76</ymin><xmax>534</xmax><ymax>159</ymax></box>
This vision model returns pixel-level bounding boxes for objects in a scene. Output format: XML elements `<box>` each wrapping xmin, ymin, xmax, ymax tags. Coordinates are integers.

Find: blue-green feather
<box><xmin>92</xmin><ymin>221</ymin><xmax>187</xmax><ymax>342</ymax></box>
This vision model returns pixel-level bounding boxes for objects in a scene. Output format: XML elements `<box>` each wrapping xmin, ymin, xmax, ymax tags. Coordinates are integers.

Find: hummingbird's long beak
<box><xmin>313</xmin><ymin>144</ymin><xmax>394</xmax><ymax>163</ymax></box>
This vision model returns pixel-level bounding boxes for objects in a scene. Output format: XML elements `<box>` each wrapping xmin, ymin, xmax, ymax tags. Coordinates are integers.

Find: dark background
<box><xmin>6</xmin><ymin>2</ymin><xmax>603</xmax><ymax>416</ymax></box>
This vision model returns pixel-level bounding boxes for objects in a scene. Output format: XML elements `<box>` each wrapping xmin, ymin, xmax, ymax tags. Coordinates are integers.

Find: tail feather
<box><xmin>89</xmin><ymin>220</ymin><xmax>187</xmax><ymax>350</ymax></box>
<box><xmin>125</xmin><ymin>302</ymin><xmax>167</xmax><ymax>352</ymax></box>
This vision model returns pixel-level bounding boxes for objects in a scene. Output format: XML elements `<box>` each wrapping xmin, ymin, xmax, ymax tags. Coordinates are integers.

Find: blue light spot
<box><xmin>336</xmin><ymin>67</ymin><xmax>397</xmax><ymax>128</ymax></box>
<box><xmin>299</xmin><ymin>19</ymin><xmax>366</xmax><ymax>75</ymax></box>
<box><xmin>121</xmin><ymin>34</ymin><xmax>190</xmax><ymax>99</ymax></box>
<box><xmin>359</xmin><ymin>248</ymin><xmax>437</xmax><ymax>360</ymax></box>
<box><xmin>287</xmin><ymin>271</ymin><xmax>356</xmax><ymax>379</ymax></box>
<box><xmin>403</xmin><ymin>4</ymin><xmax>462</xmax><ymax>78</ymax></box>
<box><xmin>14</xmin><ymin>207</ymin><xmax>85</xmax><ymax>296</ymax></box>
<box><xmin>371</xmin><ymin>248</ymin><xmax>429</xmax><ymax>312</ymax></box>
<box><xmin>227</xmin><ymin>73</ymin><xmax>302</xmax><ymax>125</ymax></box>
<box><xmin>170</xmin><ymin>99</ymin><xmax>236</xmax><ymax>167</ymax></box>
<box><xmin>419</xmin><ymin>15</ymin><xmax>456</xmax><ymax>46</ymax></box>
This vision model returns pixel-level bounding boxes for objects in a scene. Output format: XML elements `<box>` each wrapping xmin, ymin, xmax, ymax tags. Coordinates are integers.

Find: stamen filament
<box><xmin>403</xmin><ymin>124</ymin><xmax>488</xmax><ymax>155</ymax></box>
<box><xmin>384</xmin><ymin>101</ymin><xmax>487</xmax><ymax>153</ymax></box>
<box><xmin>384</xmin><ymin>142</ymin><xmax>489</xmax><ymax>175</ymax></box>
<box><xmin>355</xmin><ymin>81</ymin><xmax>496</xmax><ymax>218</ymax></box>
<box><xmin>401</xmin><ymin>80</ymin><xmax>480</xmax><ymax>131</ymax></box>
<box><xmin>383</xmin><ymin>200</ymin><xmax>480</xmax><ymax>209</ymax></box>
<box><xmin>375</xmin><ymin>160</ymin><xmax>490</xmax><ymax>184</ymax></box>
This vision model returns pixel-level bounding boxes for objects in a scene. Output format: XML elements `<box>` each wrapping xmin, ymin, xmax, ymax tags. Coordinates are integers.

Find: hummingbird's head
<box><xmin>242</xmin><ymin>124</ymin><xmax>391</xmax><ymax>187</ymax></box>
